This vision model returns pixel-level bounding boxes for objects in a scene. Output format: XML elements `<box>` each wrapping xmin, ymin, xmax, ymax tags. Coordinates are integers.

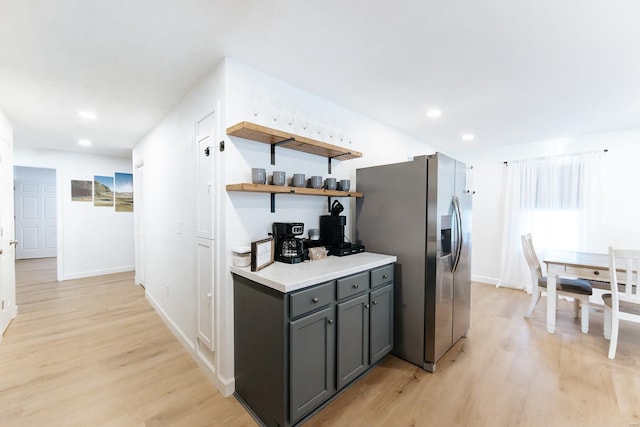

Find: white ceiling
<box><xmin>1</xmin><ymin>1</ymin><xmax>639</xmax><ymax>158</ymax></box>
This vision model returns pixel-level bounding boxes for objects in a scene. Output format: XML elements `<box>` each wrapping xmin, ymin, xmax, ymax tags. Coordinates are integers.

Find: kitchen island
<box><xmin>231</xmin><ymin>252</ymin><xmax>397</xmax><ymax>427</ymax></box>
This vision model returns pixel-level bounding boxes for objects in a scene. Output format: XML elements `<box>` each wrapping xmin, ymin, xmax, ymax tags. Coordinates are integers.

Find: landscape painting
<box><xmin>71</xmin><ymin>180</ymin><xmax>92</xmax><ymax>202</ymax></box>
<box><xmin>94</xmin><ymin>175</ymin><xmax>114</xmax><ymax>207</ymax></box>
<box><xmin>115</xmin><ymin>172</ymin><xmax>134</xmax><ymax>212</ymax></box>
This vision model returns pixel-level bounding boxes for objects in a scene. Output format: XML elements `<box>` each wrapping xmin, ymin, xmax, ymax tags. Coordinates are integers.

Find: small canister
<box><xmin>232</xmin><ymin>246</ymin><xmax>251</xmax><ymax>267</ymax></box>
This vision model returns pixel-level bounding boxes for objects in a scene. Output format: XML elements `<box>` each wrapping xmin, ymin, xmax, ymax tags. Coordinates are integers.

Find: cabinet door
<box><xmin>290</xmin><ymin>305</ymin><xmax>336</xmax><ymax>424</ymax></box>
<box><xmin>337</xmin><ymin>293</ymin><xmax>369</xmax><ymax>390</ymax></box>
<box><xmin>196</xmin><ymin>238</ymin><xmax>214</xmax><ymax>350</ymax></box>
<box><xmin>196</xmin><ymin>111</ymin><xmax>215</xmax><ymax>239</ymax></box>
<box><xmin>370</xmin><ymin>284</ymin><xmax>393</xmax><ymax>364</ymax></box>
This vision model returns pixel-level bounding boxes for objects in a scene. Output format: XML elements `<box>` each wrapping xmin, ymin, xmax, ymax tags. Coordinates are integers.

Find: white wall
<box><xmin>0</xmin><ymin>108</ymin><xmax>12</xmax><ymax>144</ymax></box>
<box><xmin>132</xmin><ymin>61</ymin><xmax>226</xmax><ymax>389</ymax></box>
<box><xmin>458</xmin><ymin>129</ymin><xmax>640</xmax><ymax>285</ymax></box>
<box><xmin>13</xmin><ymin>148</ymin><xmax>134</xmax><ymax>280</ymax></box>
<box><xmin>223</xmin><ymin>58</ymin><xmax>441</xmax><ymax>251</ymax></box>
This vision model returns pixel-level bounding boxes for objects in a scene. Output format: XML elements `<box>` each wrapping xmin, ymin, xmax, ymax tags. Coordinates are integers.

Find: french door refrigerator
<box><xmin>355</xmin><ymin>153</ymin><xmax>472</xmax><ymax>372</ymax></box>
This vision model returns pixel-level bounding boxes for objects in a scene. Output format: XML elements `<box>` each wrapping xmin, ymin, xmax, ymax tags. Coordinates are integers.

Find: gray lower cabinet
<box><xmin>337</xmin><ymin>293</ymin><xmax>369</xmax><ymax>389</ymax></box>
<box><xmin>289</xmin><ymin>305</ymin><xmax>336</xmax><ymax>424</ymax></box>
<box><xmin>370</xmin><ymin>284</ymin><xmax>393</xmax><ymax>364</ymax></box>
<box><xmin>233</xmin><ymin>263</ymin><xmax>394</xmax><ymax>427</ymax></box>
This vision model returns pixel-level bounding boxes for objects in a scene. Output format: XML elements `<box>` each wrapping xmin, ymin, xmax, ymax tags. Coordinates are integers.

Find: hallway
<box><xmin>2</xmin><ymin>259</ymin><xmax>253</xmax><ymax>426</ymax></box>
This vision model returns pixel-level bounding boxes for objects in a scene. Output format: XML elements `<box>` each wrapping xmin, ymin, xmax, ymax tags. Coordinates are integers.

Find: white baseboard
<box><xmin>145</xmin><ymin>292</ymin><xmax>196</xmax><ymax>354</ymax></box>
<box><xmin>216</xmin><ymin>372</ymin><xmax>235</xmax><ymax>397</ymax></box>
<box><xmin>61</xmin><ymin>265</ymin><xmax>135</xmax><ymax>281</ymax></box>
<box><xmin>471</xmin><ymin>275</ymin><xmax>500</xmax><ymax>286</ymax></box>
<box><xmin>193</xmin><ymin>347</ymin><xmax>235</xmax><ymax>397</ymax></box>
<box><xmin>146</xmin><ymin>292</ymin><xmax>233</xmax><ymax>395</ymax></box>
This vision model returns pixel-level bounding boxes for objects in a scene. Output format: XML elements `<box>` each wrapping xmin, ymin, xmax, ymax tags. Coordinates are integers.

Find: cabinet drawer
<box><xmin>337</xmin><ymin>272</ymin><xmax>369</xmax><ymax>301</ymax></box>
<box><xmin>370</xmin><ymin>264</ymin><xmax>394</xmax><ymax>288</ymax></box>
<box><xmin>564</xmin><ymin>266</ymin><xmax>610</xmax><ymax>282</ymax></box>
<box><xmin>290</xmin><ymin>281</ymin><xmax>335</xmax><ymax>318</ymax></box>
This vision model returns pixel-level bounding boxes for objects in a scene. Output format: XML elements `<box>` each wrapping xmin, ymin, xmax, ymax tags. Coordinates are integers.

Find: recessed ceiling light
<box><xmin>426</xmin><ymin>109</ymin><xmax>442</xmax><ymax>118</ymax></box>
<box><xmin>78</xmin><ymin>139</ymin><xmax>92</xmax><ymax>146</ymax></box>
<box><xmin>461</xmin><ymin>133</ymin><xmax>475</xmax><ymax>141</ymax></box>
<box><xmin>78</xmin><ymin>110</ymin><xmax>97</xmax><ymax>120</ymax></box>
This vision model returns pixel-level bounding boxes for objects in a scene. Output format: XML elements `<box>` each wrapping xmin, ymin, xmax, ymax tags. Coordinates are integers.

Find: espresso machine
<box><xmin>272</xmin><ymin>222</ymin><xmax>304</xmax><ymax>264</ymax></box>
<box><xmin>320</xmin><ymin>201</ymin><xmax>365</xmax><ymax>256</ymax></box>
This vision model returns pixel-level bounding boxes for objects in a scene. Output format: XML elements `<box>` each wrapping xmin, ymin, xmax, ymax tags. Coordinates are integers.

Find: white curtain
<box><xmin>498</xmin><ymin>151</ymin><xmax>603</xmax><ymax>291</ymax></box>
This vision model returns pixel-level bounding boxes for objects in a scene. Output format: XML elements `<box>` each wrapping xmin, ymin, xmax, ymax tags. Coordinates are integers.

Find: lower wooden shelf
<box><xmin>226</xmin><ymin>183</ymin><xmax>362</xmax><ymax>197</ymax></box>
<box><xmin>226</xmin><ymin>183</ymin><xmax>362</xmax><ymax>212</ymax></box>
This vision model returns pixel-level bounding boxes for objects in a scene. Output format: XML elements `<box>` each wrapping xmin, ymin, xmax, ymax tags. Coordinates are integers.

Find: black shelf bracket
<box><xmin>271</xmin><ymin>137</ymin><xmax>296</xmax><ymax>165</ymax></box>
<box><xmin>328</xmin><ymin>152</ymin><xmax>352</xmax><ymax>174</ymax></box>
<box><xmin>270</xmin><ymin>193</ymin><xmax>276</xmax><ymax>213</ymax></box>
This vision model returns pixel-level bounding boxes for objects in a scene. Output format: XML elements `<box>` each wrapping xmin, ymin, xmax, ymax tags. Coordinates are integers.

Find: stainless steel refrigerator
<box><xmin>355</xmin><ymin>153</ymin><xmax>472</xmax><ymax>372</ymax></box>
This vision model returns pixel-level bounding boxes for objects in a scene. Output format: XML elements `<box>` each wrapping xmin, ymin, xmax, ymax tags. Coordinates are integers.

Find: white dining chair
<box><xmin>521</xmin><ymin>234</ymin><xmax>592</xmax><ymax>332</ymax></box>
<box><xmin>603</xmin><ymin>247</ymin><xmax>640</xmax><ymax>359</ymax></box>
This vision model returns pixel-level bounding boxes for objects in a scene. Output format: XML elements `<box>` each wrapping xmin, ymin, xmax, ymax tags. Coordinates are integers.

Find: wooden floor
<box><xmin>2</xmin><ymin>258</ymin><xmax>640</xmax><ymax>426</ymax></box>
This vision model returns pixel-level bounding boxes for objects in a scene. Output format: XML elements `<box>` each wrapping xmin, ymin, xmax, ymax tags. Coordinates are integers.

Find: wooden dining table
<box><xmin>543</xmin><ymin>251</ymin><xmax>615</xmax><ymax>334</ymax></box>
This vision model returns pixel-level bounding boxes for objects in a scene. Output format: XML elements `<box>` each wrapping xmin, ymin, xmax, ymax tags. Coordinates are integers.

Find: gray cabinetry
<box><xmin>290</xmin><ymin>305</ymin><xmax>336</xmax><ymax>424</ymax></box>
<box><xmin>370</xmin><ymin>264</ymin><xmax>394</xmax><ymax>365</ymax></box>
<box><xmin>370</xmin><ymin>284</ymin><xmax>393</xmax><ymax>363</ymax></box>
<box><xmin>233</xmin><ymin>262</ymin><xmax>394</xmax><ymax>427</ymax></box>
<box><xmin>337</xmin><ymin>293</ymin><xmax>369</xmax><ymax>389</ymax></box>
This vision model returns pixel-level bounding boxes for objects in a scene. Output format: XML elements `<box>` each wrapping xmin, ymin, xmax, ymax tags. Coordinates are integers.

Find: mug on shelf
<box><xmin>272</xmin><ymin>171</ymin><xmax>286</xmax><ymax>186</ymax></box>
<box><xmin>324</xmin><ymin>177</ymin><xmax>337</xmax><ymax>190</ymax></box>
<box><xmin>338</xmin><ymin>179</ymin><xmax>350</xmax><ymax>192</ymax></box>
<box><xmin>309</xmin><ymin>176</ymin><xmax>323</xmax><ymax>189</ymax></box>
<box><xmin>251</xmin><ymin>168</ymin><xmax>266</xmax><ymax>184</ymax></box>
<box><xmin>292</xmin><ymin>173</ymin><xmax>306</xmax><ymax>187</ymax></box>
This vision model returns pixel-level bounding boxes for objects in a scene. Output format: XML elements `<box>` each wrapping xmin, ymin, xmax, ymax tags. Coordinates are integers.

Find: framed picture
<box><xmin>94</xmin><ymin>175</ymin><xmax>114</xmax><ymax>207</ymax></box>
<box><xmin>251</xmin><ymin>238</ymin><xmax>274</xmax><ymax>272</ymax></box>
<box><xmin>71</xmin><ymin>180</ymin><xmax>92</xmax><ymax>202</ymax></box>
<box><xmin>114</xmin><ymin>172</ymin><xmax>134</xmax><ymax>212</ymax></box>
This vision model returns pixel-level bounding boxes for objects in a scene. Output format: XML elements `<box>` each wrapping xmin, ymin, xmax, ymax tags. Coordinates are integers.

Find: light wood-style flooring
<box><xmin>2</xmin><ymin>258</ymin><xmax>639</xmax><ymax>426</ymax></box>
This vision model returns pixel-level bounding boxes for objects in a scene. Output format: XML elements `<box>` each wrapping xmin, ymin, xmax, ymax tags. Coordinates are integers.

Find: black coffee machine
<box><xmin>320</xmin><ymin>201</ymin><xmax>365</xmax><ymax>256</ymax></box>
<box><xmin>273</xmin><ymin>222</ymin><xmax>304</xmax><ymax>264</ymax></box>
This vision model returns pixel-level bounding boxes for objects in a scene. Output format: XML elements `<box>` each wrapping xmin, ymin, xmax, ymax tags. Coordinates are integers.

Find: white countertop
<box><xmin>230</xmin><ymin>252</ymin><xmax>397</xmax><ymax>293</ymax></box>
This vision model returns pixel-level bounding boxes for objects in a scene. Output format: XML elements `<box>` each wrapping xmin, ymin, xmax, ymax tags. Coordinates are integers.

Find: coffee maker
<box><xmin>320</xmin><ymin>201</ymin><xmax>365</xmax><ymax>256</ymax></box>
<box><xmin>273</xmin><ymin>222</ymin><xmax>304</xmax><ymax>264</ymax></box>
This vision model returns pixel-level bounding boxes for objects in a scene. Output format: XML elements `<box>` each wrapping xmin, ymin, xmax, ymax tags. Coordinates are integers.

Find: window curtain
<box><xmin>498</xmin><ymin>151</ymin><xmax>603</xmax><ymax>292</ymax></box>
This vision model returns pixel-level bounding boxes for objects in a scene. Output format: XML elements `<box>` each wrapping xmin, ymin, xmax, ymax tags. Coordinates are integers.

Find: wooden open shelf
<box><xmin>226</xmin><ymin>183</ymin><xmax>362</xmax><ymax>198</ymax></box>
<box><xmin>226</xmin><ymin>183</ymin><xmax>362</xmax><ymax>213</ymax></box>
<box><xmin>226</xmin><ymin>122</ymin><xmax>362</xmax><ymax>173</ymax></box>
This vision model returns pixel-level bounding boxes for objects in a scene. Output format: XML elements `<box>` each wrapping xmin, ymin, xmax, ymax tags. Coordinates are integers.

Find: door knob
<box><xmin>9</xmin><ymin>240</ymin><xmax>18</xmax><ymax>247</ymax></box>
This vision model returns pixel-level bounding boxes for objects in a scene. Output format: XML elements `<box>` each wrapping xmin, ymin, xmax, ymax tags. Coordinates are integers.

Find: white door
<box><xmin>196</xmin><ymin>237</ymin><xmax>214</xmax><ymax>350</ymax></box>
<box><xmin>195</xmin><ymin>111</ymin><xmax>215</xmax><ymax>350</ymax></box>
<box><xmin>14</xmin><ymin>167</ymin><xmax>57</xmax><ymax>259</ymax></box>
<box><xmin>196</xmin><ymin>111</ymin><xmax>215</xmax><ymax>239</ymax></box>
<box><xmin>0</xmin><ymin>138</ymin><xmax>17</xmax><ymax>339</ymax></box>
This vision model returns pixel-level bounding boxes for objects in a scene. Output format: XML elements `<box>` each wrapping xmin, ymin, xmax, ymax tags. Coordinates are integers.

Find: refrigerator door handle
<box><xmin>452</xmin><ymin>195</ymin><xmax>463</xmax><ymax>273</ymax></box>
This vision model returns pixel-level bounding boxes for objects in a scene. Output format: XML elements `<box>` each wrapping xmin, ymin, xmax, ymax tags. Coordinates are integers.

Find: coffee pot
<box><xmin>272</xmin><ymin>222</ymin><xmax>304</xmax><ymax>264</ymax></box>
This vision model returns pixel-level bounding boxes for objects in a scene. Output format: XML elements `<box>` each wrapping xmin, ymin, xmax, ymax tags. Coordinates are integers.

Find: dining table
<box><xmin>543</xmin><ymin>251</ymin><xmax>616</xmax><ymax>334</ymax></box>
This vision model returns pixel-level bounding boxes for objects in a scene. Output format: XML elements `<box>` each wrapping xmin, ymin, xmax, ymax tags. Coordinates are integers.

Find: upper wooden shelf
<box><xmin>226</xmin><ymin>121</ymin><xmax>363</xmax><ymax>161</ymax></box>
